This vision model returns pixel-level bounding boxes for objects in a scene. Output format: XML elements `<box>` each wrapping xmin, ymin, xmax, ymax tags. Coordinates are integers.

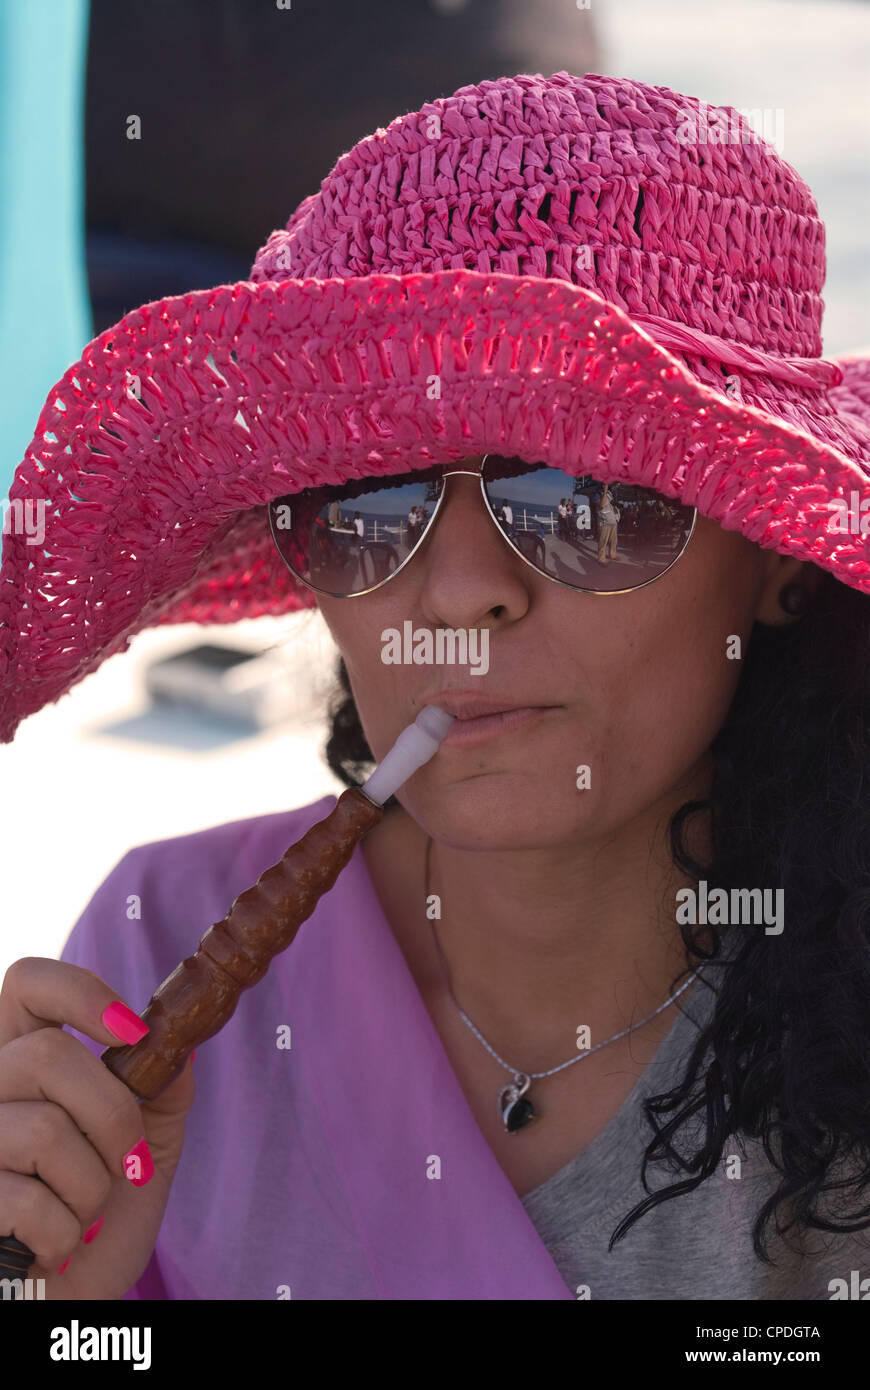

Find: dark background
<box><xmin>84</xmin><ymin>0</ymin><xmax>600</xmax><ymax>332</ymax></box>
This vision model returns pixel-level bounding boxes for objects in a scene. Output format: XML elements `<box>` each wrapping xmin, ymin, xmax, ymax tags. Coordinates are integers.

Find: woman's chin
<box><xmin>407</xmin><ymin>778</ymin><xmax>603</xmax><ymax>852</ymax></box>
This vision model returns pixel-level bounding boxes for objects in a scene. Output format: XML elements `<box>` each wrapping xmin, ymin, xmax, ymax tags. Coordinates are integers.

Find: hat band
<box><xmin>630</xmin><ymin>312</ymin><xmax>843</xmax><ymax>391</ymax></box>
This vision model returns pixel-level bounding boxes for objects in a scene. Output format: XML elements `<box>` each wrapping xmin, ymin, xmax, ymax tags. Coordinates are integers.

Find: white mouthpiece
<box><xmin>361</xmin><ymin>705</ymin><xmax>454</xmax><ymax>806</ymax></box>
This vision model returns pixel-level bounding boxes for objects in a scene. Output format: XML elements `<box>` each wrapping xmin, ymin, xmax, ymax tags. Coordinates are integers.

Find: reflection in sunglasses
<box><xmin>269</xmin><ymin>459</ymin><xmax>695</xmax><ymax>597</ymax></box>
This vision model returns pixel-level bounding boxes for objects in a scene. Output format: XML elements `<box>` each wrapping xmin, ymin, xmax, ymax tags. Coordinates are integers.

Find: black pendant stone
<box><xmin>505</xmin><ymin>1095</ymin><xmax>536</xmax><ymax>1132</ymax></box>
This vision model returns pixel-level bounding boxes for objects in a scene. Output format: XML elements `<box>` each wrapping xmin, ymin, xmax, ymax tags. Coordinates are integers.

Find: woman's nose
<box><xmin>412</xmin><ymin>468</ymin><xmax>532</xmax><ymax>629</ymax></box>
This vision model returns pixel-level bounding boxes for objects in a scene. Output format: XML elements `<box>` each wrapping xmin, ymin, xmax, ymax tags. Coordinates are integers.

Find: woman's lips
<box><xmin>438</xmin><ymin>704</ymin><xmax>560</xmax><ymax>747</ymax></box>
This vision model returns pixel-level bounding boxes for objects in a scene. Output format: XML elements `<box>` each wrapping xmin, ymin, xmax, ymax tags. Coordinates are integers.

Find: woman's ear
<box><xmin>754</xmin><ymin>552</ymin><xmax>823</xmax><ymax>628</ymax></box>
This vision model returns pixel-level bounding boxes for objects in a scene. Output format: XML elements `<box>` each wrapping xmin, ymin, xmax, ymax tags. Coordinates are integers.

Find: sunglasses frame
<box><xmin>268</xmin><ymin>453</ymin><xmax>698</xmax><ymax>599</ymax></box>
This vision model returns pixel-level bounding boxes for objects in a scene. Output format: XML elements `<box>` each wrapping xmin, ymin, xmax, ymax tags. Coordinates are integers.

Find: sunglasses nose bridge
<box><xmin>432</xmin><ymin>465</ymin><xmax>501</xmax><ymax>539</ymax></box>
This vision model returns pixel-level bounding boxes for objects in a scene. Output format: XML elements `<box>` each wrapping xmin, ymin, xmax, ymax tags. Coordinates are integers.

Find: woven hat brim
<box><xmin>1</xmin><ymin>268</ymin><xmax>869</xmax><ymax>744</ymax></box>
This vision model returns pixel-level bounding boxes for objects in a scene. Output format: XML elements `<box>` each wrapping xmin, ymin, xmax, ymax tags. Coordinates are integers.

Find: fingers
<box><xmin>0</xmin><ymin>1026</ymin><xmax>147</xmax><ymax>1188</ymax></box>
<box><xmin>0</xmin><ymin>1168</ymin><xmax>85</xmax><ymax>1271</ymax></box>
<box><xmin>0</xmin><ymin>957</ymin><xmax>149</xmax><ymax>1052</ymax></box>
<box><xmin>0</xmin><ymin>959</ymin><xmax>197</xmax><ymax>1297</ymax></box>
<box><xmin>0</xmin><ymin>1097</ymin><xmax>115</xmax><ymax>1270</ymax></box>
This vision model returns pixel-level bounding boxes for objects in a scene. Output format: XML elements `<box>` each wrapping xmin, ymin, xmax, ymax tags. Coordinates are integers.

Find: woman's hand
<box><xmin>0</xmin><ymin>957</ymin><xmax>195</xmax><ymax>1300</ymax></box>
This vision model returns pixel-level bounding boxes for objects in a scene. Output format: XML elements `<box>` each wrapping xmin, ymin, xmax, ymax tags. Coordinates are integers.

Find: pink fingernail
<box><xmin>57</xmin><ymin>1256</ymin><xmax>71</xmax><ymax>1275</ymax></box>
<box><xmin>123</xmin><ymin>1137</ymin><xmax>154</xmax><ymax>1187</ymax></box>
<box><xmin>102</xmin><ymin>1001</ymin><xmax>149</xmax><ymax>1045</ymax></box>
<box><xmin>82</xmin><ymin>1214</ymin><xmax>105</xmax><ymax>1245</ymax></box>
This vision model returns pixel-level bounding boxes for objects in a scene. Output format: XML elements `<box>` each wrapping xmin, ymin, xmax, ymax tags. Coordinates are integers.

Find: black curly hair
<box><xmin>324</xmin><ymin>569</ymin><xmax>870</xmax><ymax>1260</ymax></box>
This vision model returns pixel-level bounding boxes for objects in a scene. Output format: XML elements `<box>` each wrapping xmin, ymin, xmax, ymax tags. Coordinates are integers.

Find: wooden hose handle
<box><xmin>0</xmin><ymin>788</ymin><xmax>382</xmax><ymax>1285</ymax></box>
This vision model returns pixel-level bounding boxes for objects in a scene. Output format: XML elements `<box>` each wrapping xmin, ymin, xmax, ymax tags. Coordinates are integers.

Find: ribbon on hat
<box><xmin>630</xmin><ymin>311</ymin><xmax>843</xmax><ymax>391</ymax></box>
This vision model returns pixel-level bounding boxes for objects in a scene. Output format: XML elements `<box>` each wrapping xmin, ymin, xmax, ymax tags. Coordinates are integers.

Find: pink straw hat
<box><xmin>2</xmin><ymin>70</ymin><xmax>869</xmax><ymax>743</ymax></box>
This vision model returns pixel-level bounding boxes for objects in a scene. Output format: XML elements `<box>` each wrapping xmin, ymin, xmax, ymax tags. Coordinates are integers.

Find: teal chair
<box><xmin>0</xmin><ymin>0</ymin><xmax>91</xmax><ymax>505</ymax></box>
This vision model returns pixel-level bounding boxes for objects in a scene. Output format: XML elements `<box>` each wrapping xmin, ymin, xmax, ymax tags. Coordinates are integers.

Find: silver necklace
<box><xmin>424</xmin><ymin>837</ymin><xmax>701</xmax><ymax>1134</ymax></box>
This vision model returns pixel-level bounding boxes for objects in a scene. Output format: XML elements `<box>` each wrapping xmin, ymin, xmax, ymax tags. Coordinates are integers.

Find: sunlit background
<box><xmin>1</xmin><ymin>0</ymin><xmax>868</xmax><ymax>979</ymax></box>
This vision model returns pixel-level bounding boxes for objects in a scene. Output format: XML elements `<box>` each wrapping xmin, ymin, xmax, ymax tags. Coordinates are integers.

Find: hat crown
<box><xmin>251</xmin><ymin>71</ymin><xmax>825</xmax><ymax>360</ymax></box>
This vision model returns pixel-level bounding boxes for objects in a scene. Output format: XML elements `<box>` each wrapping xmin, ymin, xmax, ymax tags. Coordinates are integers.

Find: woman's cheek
<box><xmin>651</xmin><ymin>609</ymin><xmax>743</xmax><ymax>777</ymax></box>
<box><xmin>340</xmin><ymin>620</ymin><xmax>407</xmax><ymax>759</ymax></box>
<box><xmin>588</xmin><ymin>611</ymin><xmax>728</xmax><ymax>814</ymax></box>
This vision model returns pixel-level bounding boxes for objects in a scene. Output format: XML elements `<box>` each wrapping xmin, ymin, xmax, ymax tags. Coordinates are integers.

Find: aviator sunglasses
<box><xmin>268</xmin><ymin>454</ymin><xmax>698</xmax><ymax>598</ymax></box>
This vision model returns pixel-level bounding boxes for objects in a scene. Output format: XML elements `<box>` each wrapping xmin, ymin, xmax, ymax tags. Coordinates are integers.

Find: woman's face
<box><xmin>315</xmin><ymin>455</ymin><xmax>798</xmax><ymax>853</ymax></box>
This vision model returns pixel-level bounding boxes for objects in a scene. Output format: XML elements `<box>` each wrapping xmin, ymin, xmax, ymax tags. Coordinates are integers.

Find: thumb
<box><xmin>137</xmin><ymin>1052</ymin><xmax>196</xmax><ymax>1170</ymax></box>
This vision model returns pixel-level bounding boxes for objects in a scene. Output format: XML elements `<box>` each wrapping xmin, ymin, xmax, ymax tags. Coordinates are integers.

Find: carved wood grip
<box><xmin>0</xmin><ymin>787</ymin><xmax>382</xmax><ymax>1285</ymax></box>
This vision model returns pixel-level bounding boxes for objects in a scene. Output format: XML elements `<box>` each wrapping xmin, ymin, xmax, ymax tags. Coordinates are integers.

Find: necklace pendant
<box><xmin>498</xmin><ymin>1073</ymin><xmax>536</xmax><ymax>1133</ymax></box>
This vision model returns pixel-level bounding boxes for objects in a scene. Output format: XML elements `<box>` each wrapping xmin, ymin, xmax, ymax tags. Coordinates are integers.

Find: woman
<box><xmin>407</xmin><ymin>505</ymin><xmax>420</xmax><ymax>551</ymax></box>
<box><xmin>1</xmin><ymin>72</ymin><xmax>869</xmax><ymax>1302</ymax></box>
<box><xmin>596</xmin><ymin>486</ymin><xmax>620</xmax><ymax>564</ymax></box>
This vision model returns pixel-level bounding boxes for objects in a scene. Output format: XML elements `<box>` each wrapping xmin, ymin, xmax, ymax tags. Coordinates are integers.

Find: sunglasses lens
<box><xmin>483</xmin><ymin>458</ymin><xmax>695</xmax><ymax>592</ymax></box>
<box><xmin>269</xmin><ymin>465</ymin><xmax>444</xmax><ymax>596</ymax></box>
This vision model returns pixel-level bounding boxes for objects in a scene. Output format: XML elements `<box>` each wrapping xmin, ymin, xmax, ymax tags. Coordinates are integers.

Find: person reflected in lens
<box><xmin>597</xmin><ymin>486</ymin><xmax>619</xmax><ymax>565</ymax></box>
<box><xmin>496</xmin><ymin>498</ymin><xmax>514</xmax><ymax>538</ymax></box>
<box><xmin>407</xmin><ymin>504</ymin><xmax>420</xmax><ymax>550</ymax></box>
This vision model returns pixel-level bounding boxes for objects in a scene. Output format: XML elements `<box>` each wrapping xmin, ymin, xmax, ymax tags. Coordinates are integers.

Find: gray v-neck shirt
<box><xmin>520</xmin><ymin>976</ymin><xmax>870</xmax><ymax>1300</ymax></box>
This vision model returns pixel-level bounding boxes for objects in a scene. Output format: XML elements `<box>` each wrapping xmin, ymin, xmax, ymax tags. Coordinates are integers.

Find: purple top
<box><xmin>61</xmin><ymin>795</ymin><xmax>573</xmax><ymax>1300</ymax></box>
